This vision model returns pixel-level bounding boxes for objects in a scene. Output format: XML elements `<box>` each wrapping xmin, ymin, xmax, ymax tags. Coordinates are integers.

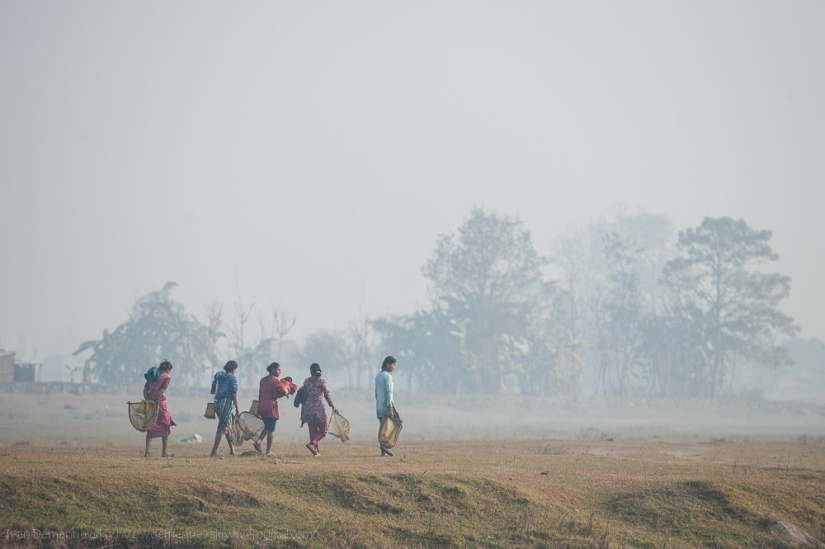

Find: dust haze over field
<box><xmin>1</xmin><ymin>3</ymin><xmax>824</xmax><ymax>465</ymax></box>
<box><xmin>1</xmin><ymin>1</ymin><xmax>824</xmax><ymax>367</ymax></box>
<box><xmin>2</xmin><ymin>387</ymin><xmax>823</xmax><ymax>450</ymax></box>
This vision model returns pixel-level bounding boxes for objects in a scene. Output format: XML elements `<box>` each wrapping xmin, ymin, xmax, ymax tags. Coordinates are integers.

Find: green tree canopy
<box><xmin>372</xmin><ymin>307</ymin><xmax>464</xmax><ymax>393</ymax></box>
<box><xmin>421</xmin><ymin>207</ymin><xmax>545</xmax><ymax>393</ymax></box>
<box><xmin>74</xmin><ymin>282</ymin><xmax>223</xmax><ymax>387</ymax></box>
<box><xmin>595</xmin><ymin>231</ymin><xmax>646</xmax><ymax>397</ymax></box>
<box><xmin>660</xmin><ymin>217</ymin><xmax>798</xmax><ymax>397</ymax></box>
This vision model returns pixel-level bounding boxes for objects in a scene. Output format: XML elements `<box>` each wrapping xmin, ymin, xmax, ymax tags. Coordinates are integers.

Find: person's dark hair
<box><xmin>266</xmin><ymin>362</ymin><xmax>280</xmax><ymax>374</ymax></box>
<box><xmin>310</xmin><ymin>363</ymin><xmax>322</xmax><ymax>377</ymax></box>
<box><xmin>224</xmin><ymin>360</ymin><xmax>238</xmax><ymax>372</ymax></box>
<box><xmin>159</xmin><ymin>360</ymin><xmax>173</xmax><ymax>372</ymax></box>
<box><xmin>381</xmin><ymin>355</ymin><xmax>396</xmax><ymax>371</ymax></box>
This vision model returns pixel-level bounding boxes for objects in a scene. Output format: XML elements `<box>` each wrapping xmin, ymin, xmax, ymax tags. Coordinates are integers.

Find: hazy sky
<box><xmin>2</xmin><ymin>1</ymin><xmax>823</xmax><ymax>360</ymax></box>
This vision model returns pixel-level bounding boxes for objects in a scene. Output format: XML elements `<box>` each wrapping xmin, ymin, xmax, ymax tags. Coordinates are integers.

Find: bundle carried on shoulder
<box><xmin>144</xmin><ymin>366</ymin><xmax>160</xmax><ymax>383</ymax></box>
<box><xmin>211</xmin><ymin>370</ymin><xmax>226</xmax><ymax>390</ymax></box>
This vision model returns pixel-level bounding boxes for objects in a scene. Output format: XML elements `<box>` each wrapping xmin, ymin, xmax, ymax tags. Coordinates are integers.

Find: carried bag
<box><xmin>128</xmin><ymin>400</ymin><xmax>159</xmax><ymax>432</ymax></box>
<box><xmin>204</xmin><ymin>402</ymin><xmax>216</xmax><ymax>419</ymax></box>
<box><xmin>293</xmin><ymin>386</ymin><xmax>306</xmax><ymax>408</ymax></box>
<box><xmin>378</xmin><ymin>414</ymin><xmax>402</xmax><ymax>449</ymax></box>
<box><xmin>327</xmin><ymin>410</ymin><xmax>351</xmax><ymax>442</ymax></box>
<box><xmin>249</xmin><ymin>400</ymin><xmax>259</xmax><ymax>415</ymax></box>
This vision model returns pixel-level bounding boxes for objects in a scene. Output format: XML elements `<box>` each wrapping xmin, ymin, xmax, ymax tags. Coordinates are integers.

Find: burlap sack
<box><xmin>378</xmin><ymin>416</ymin><xmax>402</xmax><ymax>449</ymax></box>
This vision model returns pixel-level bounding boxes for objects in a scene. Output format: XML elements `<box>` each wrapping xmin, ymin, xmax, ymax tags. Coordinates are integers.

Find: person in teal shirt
<box><xmin>375</xmin><ymin>355</ymin><xmax>397</xmax><ymax>457</ymax></box>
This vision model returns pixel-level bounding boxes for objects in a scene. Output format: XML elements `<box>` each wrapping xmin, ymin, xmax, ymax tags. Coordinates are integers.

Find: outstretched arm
<box><xmin>322</xmin><ymin>379</ymin><xmax>336</xmax><ymax>411</ymax></box>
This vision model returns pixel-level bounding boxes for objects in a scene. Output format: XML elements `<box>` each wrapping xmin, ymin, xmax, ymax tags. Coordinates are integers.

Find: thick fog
<box><xmin>1</xmin><ymin>1</ymin><xmax>824</xmax><ymax>385</ymax></box>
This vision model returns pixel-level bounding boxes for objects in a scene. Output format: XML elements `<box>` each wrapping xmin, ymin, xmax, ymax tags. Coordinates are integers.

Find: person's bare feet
<box><xmin>162</xmin><ymin>453</ymin><xmax>174</xmax><ymax>458</ymax></box>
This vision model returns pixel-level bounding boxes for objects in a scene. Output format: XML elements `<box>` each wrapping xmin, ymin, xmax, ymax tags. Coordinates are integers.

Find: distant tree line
<box><xmin>73</xmin><ymin>282</ymin><xmax>222</xmax><ymax>389</ymax></box>
<box><xmin>373</xmin><ymin>208</ymin><xmax>797</xmax><ymax>399</ymax></box>
<box><xmin>74</xmin><ymin>208</ymin><xmax>798</xmax><ymax>399</ymax></box>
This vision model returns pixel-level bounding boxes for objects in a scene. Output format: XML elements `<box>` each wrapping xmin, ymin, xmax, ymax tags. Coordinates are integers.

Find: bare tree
<box><xmin>348</xmin><ymin>315</ymin><xmax>377</xmax><ymax>389</ymax></box>
<box><xmin>272</xmin><ymin>308</ymin><xmax>297</xmax><ymax>363</ymax></box>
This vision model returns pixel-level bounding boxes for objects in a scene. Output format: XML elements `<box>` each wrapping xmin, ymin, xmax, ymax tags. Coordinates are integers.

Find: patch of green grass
<box><xmin>604</xmin><ymin>478</ymin><xmax>825</xmax><ymax>548</ymax></box>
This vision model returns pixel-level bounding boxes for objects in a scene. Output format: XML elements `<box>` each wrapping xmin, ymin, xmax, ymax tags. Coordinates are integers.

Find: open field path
<box><xmin>1</xmin><ymin>437</ymin><xmax>824</xmax><ymax>548</ymax></box>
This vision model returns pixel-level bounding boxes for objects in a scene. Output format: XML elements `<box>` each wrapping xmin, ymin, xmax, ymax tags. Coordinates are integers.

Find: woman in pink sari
<box><xmin>301</xmin><ymin>363</ymin><xmax>337</xmax><ymax>457</ymax></box>
<box><xmin>143</xmin><ymin>360</ymin><xmax>176</xmax><ymax>457</ymax></box>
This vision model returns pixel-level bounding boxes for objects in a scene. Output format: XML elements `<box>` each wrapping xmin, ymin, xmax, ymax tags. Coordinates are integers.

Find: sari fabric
<box><xmin>212</xmin><ymin>371</ymin><xmax>238</xmax><ymax>434</ymax></box>
<box><xmin>214</xmin><ymin>396</ymin><xmax>235</xmax><ymax>434</ymax></box>
<box><xmin>146</xmin><ymin>372</ymin><xmax>175</xmax><ymax>438</ymax></box>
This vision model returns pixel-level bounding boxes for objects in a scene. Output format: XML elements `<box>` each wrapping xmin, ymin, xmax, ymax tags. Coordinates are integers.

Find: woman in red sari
<box><xmin>143</xmin><ymin>360</ymin><xmax>176</xmax><ymax>457</ymax></box>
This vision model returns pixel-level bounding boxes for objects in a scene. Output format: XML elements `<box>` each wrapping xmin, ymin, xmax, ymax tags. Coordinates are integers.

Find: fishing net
<box><xmin>127</xmin><ymin>400</ymin><xmax>158</xmax><ymax>432</ymax></box>
<box><xmin>378</xmin><ymin>416</ymin><xmax>402</xmax><ymax>449</ymax></box>
<box><xmin>229</xmin><ymin>414</ymin><xmax>244</xmax><ymax>446</ymax></box>
<box><xmin>327</xmin><ymin>410</ymin><xmax>351</xmax><ymax>442</ymax></box>
<box><xmin>236</xmin><ymin>411</ymin><xmax>265</xmax><ymax>443</ymax></box>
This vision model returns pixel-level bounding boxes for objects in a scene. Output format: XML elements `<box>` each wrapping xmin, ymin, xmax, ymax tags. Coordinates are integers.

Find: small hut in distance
<box><xmin>0</xmin><ymin>351</ymin><xmax>40</xmax><ymax>382</ymax></box>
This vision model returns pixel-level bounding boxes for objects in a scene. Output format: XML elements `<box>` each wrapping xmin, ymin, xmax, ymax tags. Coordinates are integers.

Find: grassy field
<box><xmin>1</xmin><ymin>390</ymin><xmax>824</xmax><ymax>548</ymax></box>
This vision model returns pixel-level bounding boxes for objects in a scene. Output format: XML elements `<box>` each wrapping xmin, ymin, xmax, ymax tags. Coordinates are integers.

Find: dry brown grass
<box><xmin>1</xmin><ymin>389</ymin><xmax>824</xmax><ymax>548</ymax></box>
<box><xmin>1</xmin><ymin>436</ymin><xmax>824</xmax><ymax>548</ymax></box>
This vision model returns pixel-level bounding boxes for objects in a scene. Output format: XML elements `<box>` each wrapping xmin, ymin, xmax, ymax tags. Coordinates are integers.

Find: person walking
<box><xmin>301</xmin><ymin>363</ymin><xmax>337</xmax><ymax>457</ymax></box>
<box><xmin>143</xmin><ymin>360</ymin><xmax>176</xmax><ymax>457</ymax></box>
<box><xmin>375</xmin><ymin>355</ymin><xmax>397</xmax><ymax>457</ymax></box>
<box><xmin>252</xmin><ymin>362</ymin><xmax>293</xmax><ymax>456</ymax></box>
<box><xmin>210</xmin><ymin>360</ymin><xmax>240</xmax><ymax>458</ymax></box>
